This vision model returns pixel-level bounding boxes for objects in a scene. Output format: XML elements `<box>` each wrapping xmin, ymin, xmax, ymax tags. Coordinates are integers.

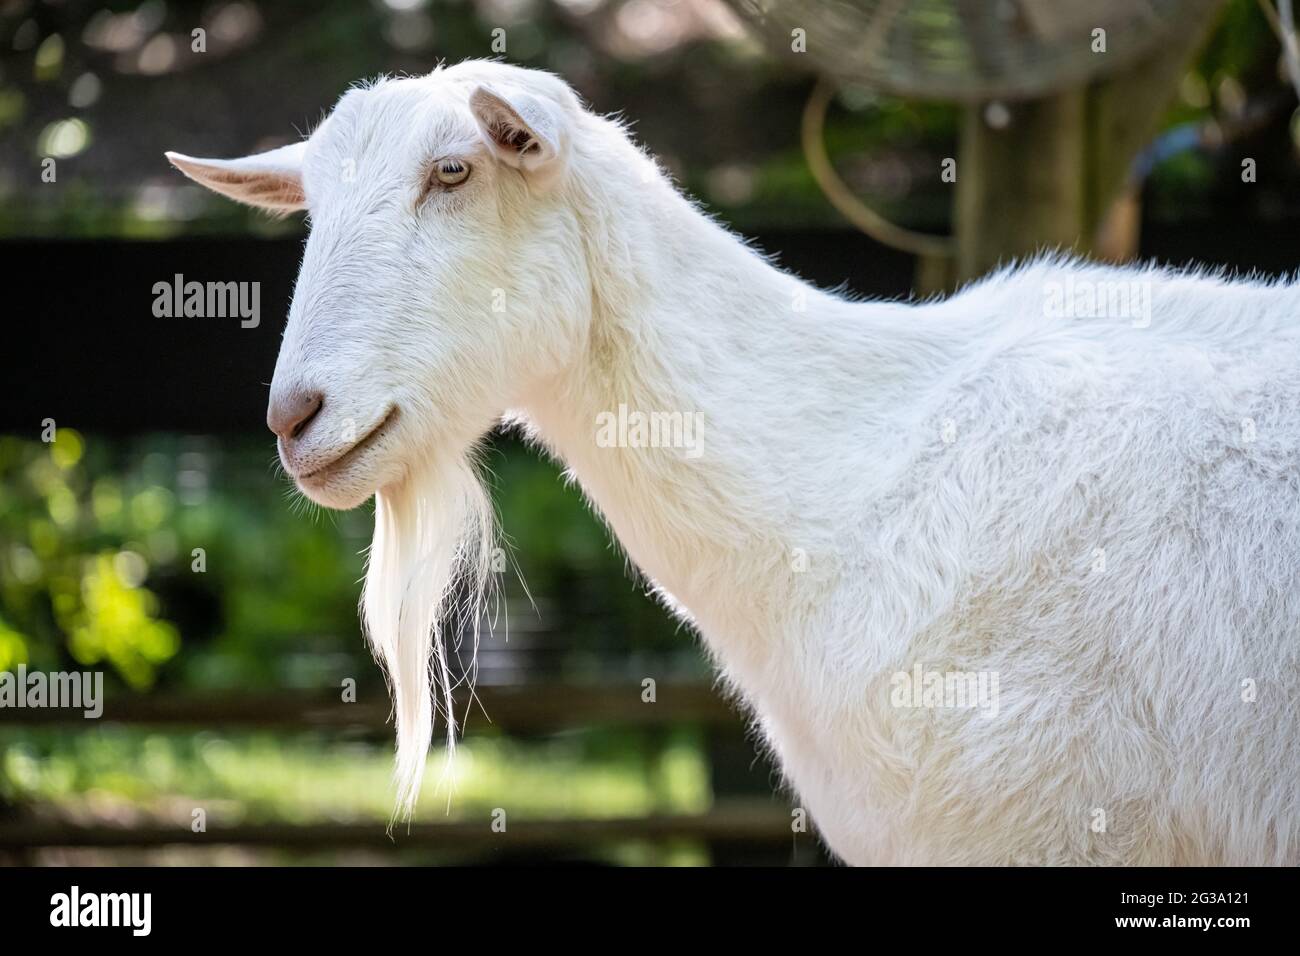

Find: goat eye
<box><xmin>433</xmin><ymin>159</ymin><xmax>470</xmax><ymax>186</ymax></box>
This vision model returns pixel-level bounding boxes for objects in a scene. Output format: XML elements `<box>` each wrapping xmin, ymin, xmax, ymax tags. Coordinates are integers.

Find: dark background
<box><xmin>6</xmin><ymin>220</ymin><xmax>1298</xmax><ymax>435</ymax></box>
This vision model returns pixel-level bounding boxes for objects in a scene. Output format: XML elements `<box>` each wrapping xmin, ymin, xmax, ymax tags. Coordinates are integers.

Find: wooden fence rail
<box><xmin>0</xmin><ymin>682</ymin><xmax>742</xmax><ymax>733</ymax></box>
<box><xmin>0</xmin><ymin>803</ymin><xmax>794</xmax><ymax>852</ymax></box>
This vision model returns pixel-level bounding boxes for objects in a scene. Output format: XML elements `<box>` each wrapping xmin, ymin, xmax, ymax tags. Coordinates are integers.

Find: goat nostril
<box><xmin>268</xmin><ymin>390</ymin><xmax>325</xmax><ymax>442</ymax></box>
<box><xmin>291</xmin><ymin>395</ymin><xmax>323</xmax><ymax>439</ymax></box>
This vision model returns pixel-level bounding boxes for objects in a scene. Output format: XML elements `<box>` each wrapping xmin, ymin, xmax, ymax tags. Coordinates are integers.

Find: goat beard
<box><xmin>361</xmin><ymin>451</ymin><xmax>495</xmax><ymax>817</ymax></box>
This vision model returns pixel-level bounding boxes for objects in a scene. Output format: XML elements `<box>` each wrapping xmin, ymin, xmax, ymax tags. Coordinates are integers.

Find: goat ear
<box><xmin>469</xmin><ymin>85</ymin><xmax>565</xmax><ymax>176</ymax></box>
<box><xmin>164</xmin><ymin>141</ymin><xmax>307</xmax><ymax>213</ymax></box>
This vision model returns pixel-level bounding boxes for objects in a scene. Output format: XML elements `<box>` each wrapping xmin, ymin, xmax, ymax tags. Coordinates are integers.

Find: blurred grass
<box><xmin>1</xmin><ymin>725</ymin><xmax>711</xmax><ymax>824</ymax></box>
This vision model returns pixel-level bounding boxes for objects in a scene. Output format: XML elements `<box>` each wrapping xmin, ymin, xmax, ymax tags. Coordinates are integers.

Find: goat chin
<box><xmin>361</xmin><ymin>452</ymin><xmax>495</xmax><ymax>816</ymax></box>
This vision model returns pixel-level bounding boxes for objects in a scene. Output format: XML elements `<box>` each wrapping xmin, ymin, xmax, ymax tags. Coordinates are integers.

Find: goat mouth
<box><xmin>298</xmin><ymin>408</ymin><xmax>398</xmax><ymax>482</ymax></box>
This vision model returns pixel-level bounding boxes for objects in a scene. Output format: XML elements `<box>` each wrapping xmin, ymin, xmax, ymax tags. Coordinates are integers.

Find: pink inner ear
<box><xmin>167</xmin><ymin>149</ymin><xmax>306</xmax><ymax>212</ymax></box>
<box><xmin>486</xmin><ymin>114</ymin><xmax>534</xmax><ymax>153</ymax></box>
<box><xmin>244</xmin><ymin>174</ymin><xmax>305</xmax><ymax>207</ymax></box>
<box><xmin>199</xmin><ymin>166</ymin><xmax>303</xmax><ymax>203</ymax></box>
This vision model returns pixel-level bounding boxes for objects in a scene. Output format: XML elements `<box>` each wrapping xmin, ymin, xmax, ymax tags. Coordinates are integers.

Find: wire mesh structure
<box><xmin>731</xmin><ymin>0</ymin><xmax>1225</xmax><ymax>101</ymax></box>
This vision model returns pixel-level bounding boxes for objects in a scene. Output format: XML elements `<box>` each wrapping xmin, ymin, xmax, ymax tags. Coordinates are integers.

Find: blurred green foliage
<box><xmin>0</xmin><ymin>428</ymin><xmax>704</xmax><ymax>693</ymax></box>
<box><xmin>1</xmin><ymin>429</ymin><xmax>362</xmax><ymax>690</ymax></box>
<box><xmin>0</xmin><ymin>429</ymin><xmax>180</xmax><ymax>685</ymax></box>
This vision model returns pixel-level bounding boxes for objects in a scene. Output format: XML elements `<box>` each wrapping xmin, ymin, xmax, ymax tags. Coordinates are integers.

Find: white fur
<box><xmin>169</xmin><ymin>61</ymin><xmax>1300</xmax><ymax>864</ymax></box>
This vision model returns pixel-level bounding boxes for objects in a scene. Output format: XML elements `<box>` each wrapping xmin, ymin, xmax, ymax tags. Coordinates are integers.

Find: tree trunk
<box><xmin>955</xmin><ymin>90</ymin><xmax>1087</xmax><ymax>283</ymax></box>
<box><xmin>952</xmin><ymin>7</ymin><xmax>1224</xmax><ymax>284</ymax></box>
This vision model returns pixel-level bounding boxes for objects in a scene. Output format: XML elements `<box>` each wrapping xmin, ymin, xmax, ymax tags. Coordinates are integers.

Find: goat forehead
<box><xmin>327</xmin><ymin>85</ymin><xmax>437</xmax><ymax>147</ymax></box>
<box><xmin>308</xmin><ymin>89</ymin><xmax>471</xmax><ymax>182</ymax></box>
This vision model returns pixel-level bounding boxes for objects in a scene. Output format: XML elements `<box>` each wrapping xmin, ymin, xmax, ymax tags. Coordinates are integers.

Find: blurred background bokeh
<box><xmin>2</xmin><ymin>0</ymin><xmax>1299</xmax><ymax>865</ymax></box>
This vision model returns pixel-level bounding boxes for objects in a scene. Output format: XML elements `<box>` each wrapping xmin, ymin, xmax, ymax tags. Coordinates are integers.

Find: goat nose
<box><xmin>267</xmin><ymin>389</ymin><xmax>324</xmax><ymax>441</ymax></box>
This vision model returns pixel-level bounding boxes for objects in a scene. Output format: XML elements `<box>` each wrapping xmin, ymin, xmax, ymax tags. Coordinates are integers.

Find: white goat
<box><xmin>168</xmin><ymin>60</ymin><xmax>1300</xmax><ymax>865</ymax></box>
